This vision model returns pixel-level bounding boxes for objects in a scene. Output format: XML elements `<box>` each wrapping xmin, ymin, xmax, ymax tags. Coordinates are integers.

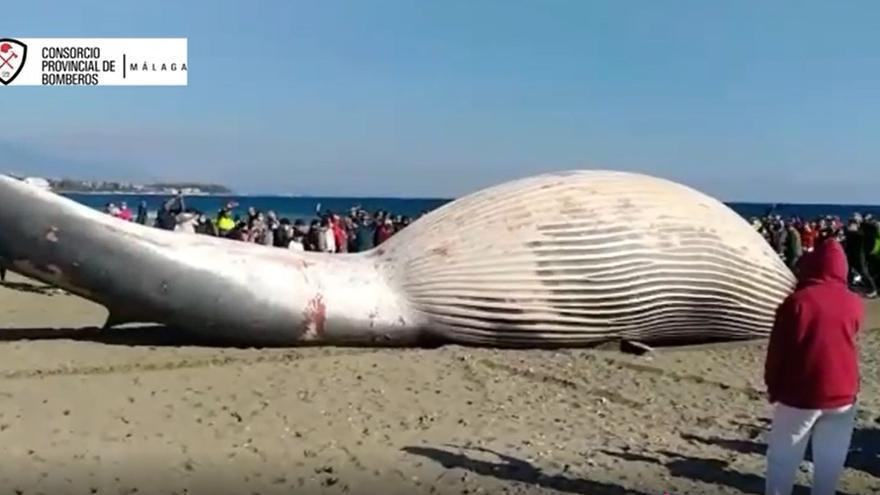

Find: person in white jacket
<box><xmin>289</xmin><ymin>233</ymin><xmax>305</xmax><ymax>251</ymax></box>
<box><xmin>174</xmin><ymin>211</ymin><xmax>199</xmax><ymax>234</ymax></box>
<box><xmin>322</xmin><ymin>217</ymin><xmax>336</xmax><ymax>253</ymax></box>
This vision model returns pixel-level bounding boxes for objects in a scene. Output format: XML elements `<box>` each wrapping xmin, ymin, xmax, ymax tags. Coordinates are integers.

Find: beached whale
<box><xmin>0</xmin><ymin>171</ymin><xmax>795</xmax><ymax>347</ymax></box>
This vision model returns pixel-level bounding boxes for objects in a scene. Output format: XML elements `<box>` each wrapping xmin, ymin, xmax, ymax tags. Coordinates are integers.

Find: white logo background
<box><xmin>4</xmin><ymin>38</ymin><xmax>187</xmax><ymax>86</ymax></box>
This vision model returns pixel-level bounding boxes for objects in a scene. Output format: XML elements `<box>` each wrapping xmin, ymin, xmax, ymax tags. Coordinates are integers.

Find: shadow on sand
<box><xmin>0</xmin><ymin>280</ymin><xmax>64</xmax><ymax>296</ymax></box>
<box><xmin>0</xmin><ymin>325</ymin><xmax>246</xmax><ymax>348</ymax></box>
<box><xmin>0</xmin><ymin>325</ymin><xmax>452</xmax><ymax>350</ymax></box>
<box><xmin>599</xmin><ymin>449</ymin><xmax>850</xmax><ymax>495</ymax></box>
<box><xmin>682</xmin><ymin>426</ymin><xmax>880</xmax><ymax>480</ymax></box>
<box><xmin>403</xmin><ymin>445</ymin><xmax>651</xmax><ymax>495</ymax></box>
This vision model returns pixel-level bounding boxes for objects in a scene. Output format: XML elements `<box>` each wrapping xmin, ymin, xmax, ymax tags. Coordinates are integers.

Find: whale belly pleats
<box><xmin>381</xmin><ymin>171</ymin><xmax>795</xmax><ymax>347</ymax></box>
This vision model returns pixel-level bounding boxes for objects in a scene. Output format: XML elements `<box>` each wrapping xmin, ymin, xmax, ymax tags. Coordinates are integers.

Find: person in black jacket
<box><xmin>845</xmin><ymin>216</ymin><xmax>878</xmax><ymax>298</ymax></box>
<box><xmin>273</xmin><ymin>218</ymin><xmax>293</xmax><ymax>248</ymax></box>
<box><xmin>155</xmin><ymin>194</ymin><xmax>184</xmax><ymax>230</ymax></box>
<box><xmin>863</xmin><ymin>217</ymin><xmax>880</xmax><ymax>287</ymax></box>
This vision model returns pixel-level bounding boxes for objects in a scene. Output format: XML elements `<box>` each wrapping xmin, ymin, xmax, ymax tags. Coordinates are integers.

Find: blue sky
<box><xmin>3</xmin><ymin>0</ymin><xmax>880</xmax><ymax>201</ymax></box>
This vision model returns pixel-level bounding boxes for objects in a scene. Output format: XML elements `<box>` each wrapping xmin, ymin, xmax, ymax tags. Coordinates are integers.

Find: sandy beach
<box><xmin>1</xmin><ymin>272</ymin><xmax>878</xmax><ymax>495</ymax></box>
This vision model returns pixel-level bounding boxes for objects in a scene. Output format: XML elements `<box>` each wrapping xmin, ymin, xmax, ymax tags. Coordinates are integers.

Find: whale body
<box><xmin>0</xmin><ymin>170</ymin><xmax>795</xmax><ymax>347</ymax></box>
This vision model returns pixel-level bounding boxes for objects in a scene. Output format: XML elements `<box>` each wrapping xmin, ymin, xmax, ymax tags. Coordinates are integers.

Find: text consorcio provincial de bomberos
<box><xmin>42</xmin><ymin>46</ymin><xmax>101</xmax><ymax>59</ymax></box>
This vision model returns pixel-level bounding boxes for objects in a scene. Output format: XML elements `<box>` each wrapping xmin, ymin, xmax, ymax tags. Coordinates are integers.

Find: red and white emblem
<box><xmin>0</xmin><ymin>38</ymin><xmax>27</xmax><ymax>85</ymax></box>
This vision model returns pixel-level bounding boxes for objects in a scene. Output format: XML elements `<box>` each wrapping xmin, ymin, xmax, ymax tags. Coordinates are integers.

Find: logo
<box><xmin>0</xmin><ymin>38</ymin><xmax>26</xmax><ymax>85</ymax></box>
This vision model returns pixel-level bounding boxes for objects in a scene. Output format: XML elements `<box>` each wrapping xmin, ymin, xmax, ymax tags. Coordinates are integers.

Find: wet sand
<box><xmin>1</xmin><ymin>272</ymin><xmax>879</xmax><ymax>495</ymax></box>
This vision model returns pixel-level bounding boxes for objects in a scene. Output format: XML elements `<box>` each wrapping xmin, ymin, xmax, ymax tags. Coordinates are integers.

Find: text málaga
<box><xmin>129</xmin><ymin>62</ymin><xmax>188</xmax><ymax>72</ymax></box>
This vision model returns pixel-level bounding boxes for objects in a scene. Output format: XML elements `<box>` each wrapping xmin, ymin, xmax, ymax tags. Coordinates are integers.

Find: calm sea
<box><xmin>63</xmin><ymin>193</ymin><xmax>880</xmax><ymax>222</ymax></box>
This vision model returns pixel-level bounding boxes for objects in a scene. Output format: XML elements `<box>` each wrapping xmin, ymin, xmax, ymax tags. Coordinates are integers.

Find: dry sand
<box><xmin>1</xmin><ymin>272</ymin><xmax>879</xmax><ymax>495</ymax></box>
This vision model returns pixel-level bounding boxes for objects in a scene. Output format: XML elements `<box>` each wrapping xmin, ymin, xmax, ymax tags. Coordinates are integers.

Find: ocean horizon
<box><xmin>62</xmin><ymin>192</ymin><xmax>880</xmax><ymax>223</ymax></box>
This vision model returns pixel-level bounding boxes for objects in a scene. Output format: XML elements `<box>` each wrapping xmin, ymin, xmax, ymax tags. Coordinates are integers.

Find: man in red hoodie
<box><xmin>764</xmin><ymin>238</ymin><xmax>863</xmax><ymax>495</ymax></box>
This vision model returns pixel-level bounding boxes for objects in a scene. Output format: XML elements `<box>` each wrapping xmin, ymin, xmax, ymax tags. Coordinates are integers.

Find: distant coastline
<box><xmin>57</xmin><ymin>190</ymin><xmax>222</xmax><ymax>197</ymax></box>
<box><xmin>3</xmin><ymin>174</ymin><xmax>235</xmax><ymax>195</ymax></box>
<box><xmin>47</xmin><ymin>178</ymin><xmax>233</xmax><ymax>195</ymax></box>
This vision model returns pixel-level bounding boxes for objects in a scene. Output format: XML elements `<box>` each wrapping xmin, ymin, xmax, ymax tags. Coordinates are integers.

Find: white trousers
<box><xmin>765</xmin><ymin>402</ymin><xmax>856</xmax><ymax>495</ymax></box>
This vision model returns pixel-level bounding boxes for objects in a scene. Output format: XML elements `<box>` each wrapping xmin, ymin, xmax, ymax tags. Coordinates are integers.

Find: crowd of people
<box><xmin>102</xmin><ymin>195</ymin><xmax>416</xmax><ymax>253</ymax></box>
<box><xmin>100</xmin><ymin>197</ymin><xmax>880</xmax><ymax>294</ymax></box>
<box><xmin>99</xmin><ymin>197</ymin><xmax>880</xmax><ymax>292</ymax></box>
<box><xmin>750</xmin><ymin>212</ymin><xmax>880</xmax><ymax>298</ymax></box>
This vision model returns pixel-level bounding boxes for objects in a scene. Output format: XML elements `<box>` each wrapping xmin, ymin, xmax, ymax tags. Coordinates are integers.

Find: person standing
<box><xmin>784</xmin><ymin>223</ymin><xmax>803</xmax><ymax>271</ymax></box>
<box><xmin>305</xmin><ymin>220</ymin><xmax>324</xmax><ymax>252</ymax></box>
<box><xmin>273</xmin><ymin>219</ymin><xmax>293</xmax><ymax>248</ymax></box>
<box><xmin>318</xmin><ymin>217</ymin><xmax>335</xmax><ymax>253</ymax></box>
<box><xmin>844</xmin><ymin>216</ymin><xmax>878</xmax><ymax>298</ymax></box>
<box><xmin>173</xmin><ymin>209</ymin><xmax>200</xmax><ymax>234</ymax></box>
<box><xmin>331</xmin><ymin>215</ymin><xmax>347</xmax><ymax>253</ymax></box>
<box><xmin>135</xmin><ymin>201</ymin><xmax>149</xmax><ymax>225</ymax></box>
<box><xmin>769</xmin><ymin>218</ymin><xmax>788</xmax><ymax>259</ymax></box>
<box><xmin>764</xmin><ymin>238</ymin><xmax>863</xmax><ymax>495</ymax></box>
<box><xmin>289</xmin><ymin>230</ymin><xmax>305</xmax><ymax>251</ymax></box>
<box><xmin>801</xmin><ymin>222</ymin><xmax>817</xmax><ymax>254</ymax></box>
<box><xmin>118</xmin><ymin>202</ymin><xmax>133</xmax><ymax>222</ymax></box>
<box><xmin>374</xmin><ymin>218</ymin><xmax>394</xmax><ymax>246</ymax></box>
<box><xmin>862</xmin><ymin>216</ymin><xmax>880</xmax><ymax>292</ymax></box>
<box><xmin>156</xmin><ymin>194</ymin><xmax>184</xmax><ymax>230</ymax></box>
<box><xmin>353</xmin><ymin>216</ymin><xmax>376</xmax><ymax>253</ymax></box>
<box><xmin>264</xmin><ymin>211</ymin><xmax>280</xmax><ymax>246</ymax></box>
<box><xmin>215</xmin><ymin>205</ymin><xmax>236</xmax><ymax>237</ymax></box>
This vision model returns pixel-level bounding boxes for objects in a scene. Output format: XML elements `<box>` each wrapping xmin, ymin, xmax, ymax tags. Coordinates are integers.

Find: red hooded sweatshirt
<box><xmin>331</xmin><ymin>217</ymin><xmax>348</xmax><ymax>253</ymax></box>
<box><xmin>764</xmin><ymin>239</ymin><xmax>863</xmax><ymax>409</ymax></box>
